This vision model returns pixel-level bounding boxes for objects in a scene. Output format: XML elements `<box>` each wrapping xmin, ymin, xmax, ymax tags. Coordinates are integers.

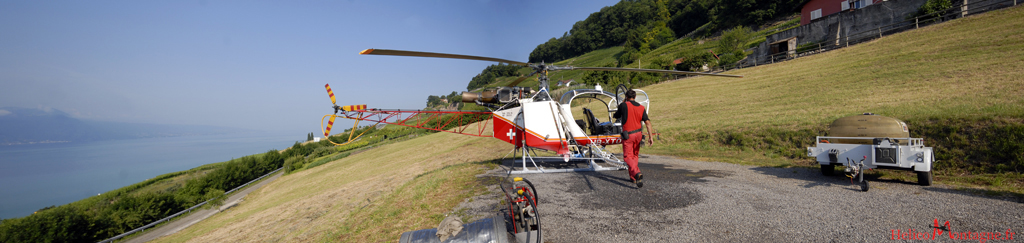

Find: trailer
<box><xmin>806</xmin><ymin>113</ymin><xmax>935</xmax><ymax>191</ymax></box>
<box><xmin>807</xmin><ymin>136</ymin><xmax>935</xmax><ymax>191</ymax></box>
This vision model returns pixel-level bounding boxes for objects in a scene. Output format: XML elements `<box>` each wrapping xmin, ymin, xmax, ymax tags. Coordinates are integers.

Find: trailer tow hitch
<box><xmin>844</xmin><ymin>156</ymin><xmax>869</xmax><ymax>192</ymax></box>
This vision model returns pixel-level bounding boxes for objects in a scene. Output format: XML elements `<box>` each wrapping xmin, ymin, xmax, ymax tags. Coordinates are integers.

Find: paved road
<box><xmin>123</xmin><ymin>172</ymin><xmax>283</xmax><ymax>243</ymax></box>
<box><xmin>465</xmin><ymin>155</ymin><xmax>1023</xmax><ymax>242</ymax></box>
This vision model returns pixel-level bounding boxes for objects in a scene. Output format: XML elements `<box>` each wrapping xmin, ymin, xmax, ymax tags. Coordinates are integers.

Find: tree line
<box><xmin>466</xmin><ymin>63</ymin><xmax>524</xmax><ymax>91</ymax></box>
<box><xmin>426</xmin><ymin>91</ymin><xmax>463</xmax><ymax>109</ymax></box>
<box><xmin>528</xmin><ymin>0</ymin><xmax>803</xmax><ymax>65</ymax></box>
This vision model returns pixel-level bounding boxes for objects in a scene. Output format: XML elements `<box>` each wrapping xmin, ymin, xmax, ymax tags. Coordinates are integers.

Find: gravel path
<box><xmin>462</xmin><ymin>155</ymin><xmax>1023</xmax><ymax>242</ymax></box>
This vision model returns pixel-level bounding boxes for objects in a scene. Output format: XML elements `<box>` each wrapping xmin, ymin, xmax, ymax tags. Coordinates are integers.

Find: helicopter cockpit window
<box><xmin>561</xmin><ymin>89</ymin><xmax>624</xmax><ymax>136</ymax></box>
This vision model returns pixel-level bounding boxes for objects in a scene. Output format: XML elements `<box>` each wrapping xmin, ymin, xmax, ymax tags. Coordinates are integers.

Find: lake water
<box><xmin>0</xmin><ymin>132</ymin><xmax>302</xmax><ymax>219</ymax></box>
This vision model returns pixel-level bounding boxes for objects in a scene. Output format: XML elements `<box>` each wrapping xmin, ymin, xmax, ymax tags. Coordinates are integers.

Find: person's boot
<box><xmin>635</xmin><ymin>173</ymin><xmax>644</xmax><ymax>188</ymax></box>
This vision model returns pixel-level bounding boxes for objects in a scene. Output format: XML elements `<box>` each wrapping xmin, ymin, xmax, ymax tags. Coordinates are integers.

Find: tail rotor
<box><xmin>324</xmin><ymin>84</ymin><xmax>339</xmax><ymax>137</ymax></box>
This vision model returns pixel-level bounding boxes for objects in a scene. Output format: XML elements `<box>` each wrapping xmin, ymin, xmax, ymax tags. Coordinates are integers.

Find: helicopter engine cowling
<box><xmin>462</xmin><ymin>87</ymin><xmax>533</xmax><ymax>104</ymax></box>
<box><xmin>461</xmin><ymin>90</ymin><xmax>498</xmax><ymax>103</ymax></box>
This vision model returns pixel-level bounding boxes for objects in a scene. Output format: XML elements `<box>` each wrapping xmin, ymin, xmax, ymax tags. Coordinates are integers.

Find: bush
<box><xmin>675</xmin><ymin>52</ymin><xmax>716</xmax><ymax>72</ymax></box>
<box><xmin>917</xmin><ymin>0</ymin><xmax>953</xmax><ymax>19</ymax></box>
<box><xmin>306</xmin><ymin>152</ymin><xmax>352</xmax><ymax>170</ymax></box>
<box><xmin>204</xmin><ymin>189</ymin><xmax>227</xmax><ymax>208</ymax></box>
<box><xmin>284</xmin><ymin>155</ymin><xmax>305</xmax><ymax>174</ymax></box>
<box><xmin>582</xmin><ymin>68</ymin><xmax>630</xmax><ymax>88</ymax></box>
<box><xmin>0</xmin><ymin>206</ymin><xmax>101</xmax><ymax>242</ymax></box>
<box><xmin>909</xmin><ymin>117</ymin><xmax>1024</xmax><ymax>173</ymax></box>
<box><xmin>309</xmin><ymin>146</ymin><xmax>335</xmax><ymax>158</ymax></box>
<box><xmin>716</xmin><ymin>26</ymin><xmax>753</xmax><ymax>67</ymax></box>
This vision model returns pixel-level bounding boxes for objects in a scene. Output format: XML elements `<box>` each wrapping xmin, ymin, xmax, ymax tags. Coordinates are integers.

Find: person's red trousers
<box><xmin>622</xmin><ymin>132</ymin><xmax>642</xmax><ymax>179</ymax></box>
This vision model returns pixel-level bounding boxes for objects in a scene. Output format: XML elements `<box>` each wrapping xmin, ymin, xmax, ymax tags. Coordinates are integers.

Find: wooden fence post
<box><xmin>961</xmin><ymin>0</ymin><xmax>967</xmax><ymax>18</ymax></box>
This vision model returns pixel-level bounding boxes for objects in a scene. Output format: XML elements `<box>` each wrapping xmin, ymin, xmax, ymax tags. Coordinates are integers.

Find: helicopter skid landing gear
<box><xmin>507</xmin><ymin>145</ymin><xmax>625</xmax><ymax>174</ymax></box>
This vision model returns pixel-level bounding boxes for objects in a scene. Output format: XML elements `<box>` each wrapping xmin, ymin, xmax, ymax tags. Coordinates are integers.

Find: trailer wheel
<box><xmin>820</xmin><ymin>164</ymin><xmax>835</xmax><ymax>176</ymax></box>
<box><xmin>917</xmin><ymin>171</ymin><xmax>933</xmax><ymax>186</ymax></box>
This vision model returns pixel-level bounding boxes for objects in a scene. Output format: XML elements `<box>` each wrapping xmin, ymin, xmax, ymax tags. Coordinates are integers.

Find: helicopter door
<box><xmin>633</xmin><ymin>90</ymin><xmax>650</xmax><ymax>111</ymax></box>
<box><xmin>613</xmin><ymin>84</ymin><xmax>651</xmax><ymax>116</ymax></box>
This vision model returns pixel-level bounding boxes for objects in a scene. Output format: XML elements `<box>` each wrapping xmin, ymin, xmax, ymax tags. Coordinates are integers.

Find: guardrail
<box><xmin>97</xmin><ymin>167</ymin><xmax>283</xmax><ymax>243</ymax></box>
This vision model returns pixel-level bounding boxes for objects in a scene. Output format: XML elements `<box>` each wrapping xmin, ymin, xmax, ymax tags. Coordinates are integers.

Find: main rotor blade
<box><xmin>360</xmin><ymin>49</ymin><xmax>529</xmax><ymax>66</ymax></box>
<box><xmin>570</xmin><ymin>67</ymin><xmax>743</xmax><ymax>78</ymax></box>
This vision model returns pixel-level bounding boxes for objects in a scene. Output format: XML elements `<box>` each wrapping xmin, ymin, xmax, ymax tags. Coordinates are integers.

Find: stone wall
<box><xmin>749</xmin><ymin>0</ymin><xmax>1019</xmax><ymax>65</ymax></box>
<box><xmin>752</xmin><ymin>0</ymin><xmax>929</xmax><ymax>64</ymax></box>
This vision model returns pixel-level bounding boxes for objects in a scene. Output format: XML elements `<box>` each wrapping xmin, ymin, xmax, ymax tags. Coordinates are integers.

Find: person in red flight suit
<box><xmin>613</xmin><ymin>89</ymin><xmax>656</xmax><ymax>188</ymax></box>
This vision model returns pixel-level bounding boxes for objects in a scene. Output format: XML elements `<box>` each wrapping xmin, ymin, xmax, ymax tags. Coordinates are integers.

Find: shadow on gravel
<box><xmin>750</xmin><ymin>166</ymin><xmax>844</xmax><ymax>188</ymax></box>
<box><xmin>923</xmin><ymin>187</ymin><xmax>1024</xmax><ymax>204</ymax></box>
<box><xmin>565</xmin><ymin>163</ymin><xmax>731</xmax><ymax>212</ymax></box>
<box><xmin>751</xmin><ymin>166</ymin><xmax>1024</xmax><ymax>203</ymax></box>
<box><xmin>577</xmin><ymin>169</ymin><xmax>633</xmax><ymax>190</ymax></box>
<box><xmin>749</xmin><ymin>166</ymin><xmax>922</xmax><ymax>188</ymax></box>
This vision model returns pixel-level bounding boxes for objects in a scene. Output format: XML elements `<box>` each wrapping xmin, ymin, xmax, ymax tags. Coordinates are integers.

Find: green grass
<box><xmin>305</xmin><ymin>152</ymin><xmax>352</xmax><ymax>170</ymax></box>
<box><xmin>327</xmin><ymin>160</ymin><xmax>499</xmax><ymax>242</ymax></box>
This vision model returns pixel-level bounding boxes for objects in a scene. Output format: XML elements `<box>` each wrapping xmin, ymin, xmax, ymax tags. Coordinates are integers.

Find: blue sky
<box><xmin>0</xmin><ymin>0</ymin><xmax>620</xmax><ymax>135</ymax></box>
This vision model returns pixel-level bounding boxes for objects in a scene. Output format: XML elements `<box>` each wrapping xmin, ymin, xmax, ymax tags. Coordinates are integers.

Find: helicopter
<box><xmin>321</xmin><ymin>49</ymin><xmax>742</xmax><ymax>174</ymax></box>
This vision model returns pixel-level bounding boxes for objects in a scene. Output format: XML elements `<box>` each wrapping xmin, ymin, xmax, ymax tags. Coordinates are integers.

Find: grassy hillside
<box><xmin>641</xmin><ymin>6</ymin><xmax>1023</xmax><ymax>190</ymax></box>
<box><xmin>485</xmin><ymin>16</ymin><xmax>800</xmax><ymax>94</ymax></box>
<box><xmin>628</xmin><ymin>16</ymin><xmax>800</xmax><ymax>70</ymax></box>
<box><xmin>150</xmin><ymin>6</ymin><xmax>1022</xmax><ymax>242</ymax></box>
<box><xmin>474</xmin><ymin>17</ymin><xmax>800</xmax><ymax>93</ymax></box>
<box><xmin>151</xmin><ymin>123</ymin><xmax>508</xmax><ymax>242</ymax></box>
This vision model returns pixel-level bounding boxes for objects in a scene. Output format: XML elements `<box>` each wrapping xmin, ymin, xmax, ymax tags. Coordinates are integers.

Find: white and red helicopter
<box><xmin>322</xmin><ymin>49</ymin><xmax>742</xmax><ymax>174</ymax></box>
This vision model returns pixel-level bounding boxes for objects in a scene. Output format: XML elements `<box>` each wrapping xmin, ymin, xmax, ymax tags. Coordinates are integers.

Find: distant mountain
<box><xmin>0</xmin><ymin>107</ymin><xmax>249</xmax><ymax>145</ymax></box>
